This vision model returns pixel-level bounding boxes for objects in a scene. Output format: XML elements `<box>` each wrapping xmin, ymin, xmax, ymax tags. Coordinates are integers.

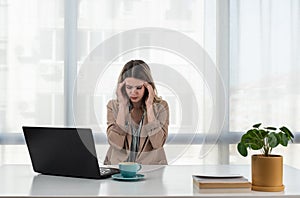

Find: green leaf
<box><xmin>264</xmin><ymin>127</ymin><xmax>277</xmax><ymax>130</ymax></box>
<box><xmin>268</xmin><ymin>132</ymin><xmax>278</xmax><ymax>148</ymax></box>
<box><xmin>241</xmin><ymin>129</ymin><xmax>264</xmax><ymax>150</ymax></box>
<box><xmin>253</xmin><ymin>123</ymin><xmax>262</xmax><ymax>128</ymax></box>
<box><xmin>247</xmin><ymin>129</ymin><xmax>260</xmax><ymax>139</ymax></box>
<box><xmin>279</xmin><ymin>133</ymin><xmax>288</xmax><ymax>146</ymax></box>
<box><xmin>274</xmin><ymin>132</ymin><xmax>281</xmax><ymax>142</ymax></box>
<box><xmin>249</xmin><ymin>140</ymin><xmax>263</xmax><ymax>150</ymax></box>
<box><xmin>237</xmin><ymin>142</ymin><xmax>248</xmax><ymax>157</ymax></box>
<box><xmin>258</xmin><ymin>129</ymin><xmax>268</xmax><ymax>138</ymax></box>
<box><xmin>241</xmin><ymin>134</ymin><xmax>251</xmax><ymax>144</ymax></box>
<box><xmin>280</xmin><ymin>126</ymin><xmax>294</xmax><ymax>140</ymax></box>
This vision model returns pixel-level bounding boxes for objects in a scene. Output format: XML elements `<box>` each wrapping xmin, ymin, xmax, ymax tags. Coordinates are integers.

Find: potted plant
<box><xmin>237</xmin><ymin>123</ymin><xmax>294</xmax><ymax>192</ymax></box>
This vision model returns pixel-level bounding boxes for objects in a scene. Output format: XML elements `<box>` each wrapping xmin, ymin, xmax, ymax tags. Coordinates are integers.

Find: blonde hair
<box><xmin>118</xmin><ymin>60</ymin><xmax>162</xmax><ymax>104</ymax></box>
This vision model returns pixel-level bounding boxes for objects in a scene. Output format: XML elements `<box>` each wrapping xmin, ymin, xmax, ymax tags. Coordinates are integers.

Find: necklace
<box><xmin>127</xmin><ymin>111</ymin><xmax>145</xmax><ymax>162</ymax></box>
<box><xmin>130</xmin><ymin>108</ymin><xmax>144</xmax><ymax>124</ymax></box>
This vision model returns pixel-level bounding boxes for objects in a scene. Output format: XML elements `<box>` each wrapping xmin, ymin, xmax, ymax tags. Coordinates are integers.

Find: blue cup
<box><xmin>119</xmin><ymin>162</ymin><xmax>142</xmax><ymax>178</ymax></box>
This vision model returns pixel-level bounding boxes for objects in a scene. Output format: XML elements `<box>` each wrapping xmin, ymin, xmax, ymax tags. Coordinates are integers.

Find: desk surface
<box><xmin>0</xmin><ymin>164</ymin><xmax>300</xmax><ymax>198</ymax></box>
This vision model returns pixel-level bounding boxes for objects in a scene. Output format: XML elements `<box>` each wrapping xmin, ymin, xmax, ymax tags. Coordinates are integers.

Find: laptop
<box><xmin>22</xmin><ymin>126</ymin><xmax>119</xmax><ymax>179</ymax></box>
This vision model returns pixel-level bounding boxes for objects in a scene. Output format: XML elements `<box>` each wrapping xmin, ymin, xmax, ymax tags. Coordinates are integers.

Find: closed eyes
<box><xmin>126</xmin><ymin>85</ymin><xmax>143</xmax><ymax>90</ymax></box>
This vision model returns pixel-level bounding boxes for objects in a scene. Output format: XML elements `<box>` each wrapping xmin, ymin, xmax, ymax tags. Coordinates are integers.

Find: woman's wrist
<box><xmin>116</xmin><ymin>104</ymin><xmax>128</xmax><ymax>127</ymax></box>
<box><xmin>118</xmin><ymin>98</ymin><xmax>129</xmax><ymax>109</ymax></box>
<box><xmin>146</xmin><ymin>105</ymin><xmax>155</xmax><ymax>123</ymax></box>
<box><xmin>118</xmin><ymin>102</ymin><xmax>127</xmax><ymax>109</ymax></box>
<box><xmin>146</xmin><ymin>102</ymin><xmax>153</xmax><ymax>108</ymax></box>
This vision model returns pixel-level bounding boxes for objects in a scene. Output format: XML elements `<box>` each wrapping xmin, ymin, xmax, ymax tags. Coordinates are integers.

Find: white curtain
<box><xmin>1</xmin><ymin>0</ymin><xmax>299</xmax><ymax>166</ymax></box>
<box><xmin>230</xmin><ymin>0</ymin><xmax>300</xmax><ymax>167</ymax></box>
<box><xmin>0</xmin><ymin>0</ymin><xmax>64</xmax><ymax>164</ymax></box>
<box><xmin>0</xmin><ymin>0</ymin><xmax>218</xmax><ymax>165</ymax></box>
<box><xmin>76</xmin><ymin>0</ymin><xmax>218</xmax><ymax>165</ymax></box>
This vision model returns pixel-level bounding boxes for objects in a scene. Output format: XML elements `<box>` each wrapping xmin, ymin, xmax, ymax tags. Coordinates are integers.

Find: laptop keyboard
<box><xmin>100</xmin><ymin>168</ymin><xmax>111</xmax><ymax>175</ymax></box>
<box><xmin>99</xmin><ymin>167</ymin><xmax>120</xmax><ymax>176</ymax></box>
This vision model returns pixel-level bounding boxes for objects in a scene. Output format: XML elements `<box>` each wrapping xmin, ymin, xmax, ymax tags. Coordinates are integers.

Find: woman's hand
<box><xmin>144</xmin><ymin>82</ymin><xmax>154</xmax><ymax>108</ymax></box>
<box><xmin>116</xmin><ymin>81</ymin><xmax>128</xmax><ymax>106</ymax></box>
<box><xmin>144</xmin><ymin>82</ymin><xmax>155</xmax><ymax>123</ymax></box>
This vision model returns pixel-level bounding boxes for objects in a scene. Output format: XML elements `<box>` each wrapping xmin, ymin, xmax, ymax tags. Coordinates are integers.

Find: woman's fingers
<box><xmin>144</xmin><ymin>82</ymin><xmax>154</xmax><ymax>106</ymax></box>
<box><xmin>144</xmin><ymin>82</ymin><xmax>154</xmax><ymax>94</ymax></box>
<box><xmin>118</xmin><ymin>81</ymin><xmax>126</xmax><ymax>89</ymax></box>
<box><xmin>117</xmin><ymin>81</ymin><xmax>127</xmax><ymax>105</ymax></box>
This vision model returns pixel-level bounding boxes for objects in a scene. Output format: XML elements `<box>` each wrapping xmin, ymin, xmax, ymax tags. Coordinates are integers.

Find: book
<box><xmin>192</xmin><ymin>174</ymin><xmax>252</xmax><ymax>189</ymax></box>
<box><xmin>193</xmin><ymin>186</ymin><xmax>252</xmax><ymax>193</ymax></box>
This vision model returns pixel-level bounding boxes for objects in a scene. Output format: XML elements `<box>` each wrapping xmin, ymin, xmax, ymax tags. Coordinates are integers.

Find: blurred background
<box><xmin>0</xmin><ymin>0</ymin><xmax>299</xmax><ymax>167</ymax></box>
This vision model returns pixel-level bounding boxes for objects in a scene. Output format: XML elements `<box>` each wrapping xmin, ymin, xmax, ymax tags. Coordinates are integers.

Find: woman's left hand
<box><xmin>144</xmin><ymin>82</ymin><xmax>154</xmax><ymax>108</ymax></box>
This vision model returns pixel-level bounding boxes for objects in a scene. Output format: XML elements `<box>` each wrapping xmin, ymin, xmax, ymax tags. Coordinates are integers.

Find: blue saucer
<box><xmin>112</xmin><ymin>173</ymin><xmax>145</xmax><ymax>181</ymax></box>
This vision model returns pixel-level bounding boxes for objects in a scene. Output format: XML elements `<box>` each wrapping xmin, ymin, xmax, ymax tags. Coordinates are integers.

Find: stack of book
<box><xmin>192</xmin><ymin>174</ymin><xmax>252</xmax><ymax>193</ymax></box>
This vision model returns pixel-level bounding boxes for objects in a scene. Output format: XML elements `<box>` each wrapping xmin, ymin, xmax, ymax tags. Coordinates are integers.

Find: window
<box><xmin>0</xmin><ymin>0</ymin><xmax>299</xmax><ymax>167</ymax></box>
<box><xmin>0</xmin><ymin>0</ymin><xmax>64</xmax><ymax>164</ymax></box>
<box><xmin>229</xmin><ymin>0</ymin><xmax>300</xmax><ymax>167</ymax></box>
<box><xmin>76</xmin><ymin>0</ymin><xmax>217</xmax><ymax>164</ymax></box>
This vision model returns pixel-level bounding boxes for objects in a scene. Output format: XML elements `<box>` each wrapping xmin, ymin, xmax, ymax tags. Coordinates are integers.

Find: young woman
<box><xmin>104</xmin><ymin>60</ymin><xmax>169</xmax><ymax>165</ymax></box>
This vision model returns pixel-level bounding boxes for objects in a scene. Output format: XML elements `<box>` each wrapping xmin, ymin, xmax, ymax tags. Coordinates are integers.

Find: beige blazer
<box><xmin>104</xmin><ymin>99</ymin><xmax>169</xmax><ymax>165</ymax></box>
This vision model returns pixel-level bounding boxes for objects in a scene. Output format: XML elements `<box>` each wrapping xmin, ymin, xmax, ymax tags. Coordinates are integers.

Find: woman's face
<box><xmin>125</xmin><ymin>77</ymin><xmax>145</xmax><ymax>103</ymax></box>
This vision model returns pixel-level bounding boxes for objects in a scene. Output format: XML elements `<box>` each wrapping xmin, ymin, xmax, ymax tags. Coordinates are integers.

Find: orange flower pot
<box><xmin>251</xmin><ymin>154</ymin><xmax>284</xmax><ymax>192</ymax></box>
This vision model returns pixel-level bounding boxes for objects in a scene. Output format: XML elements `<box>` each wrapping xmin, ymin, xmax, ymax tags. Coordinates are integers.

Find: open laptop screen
<box><xmin>23</xmin><ymin>126</ymin><xmax>117</xmax><ymax>179</ymax></box>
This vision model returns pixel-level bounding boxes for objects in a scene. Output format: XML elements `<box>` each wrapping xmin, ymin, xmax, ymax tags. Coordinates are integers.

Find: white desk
<box><xmin>0</xmin><ymin>164</ymin><xmax>300</xmax><ymax>198</ymax></box>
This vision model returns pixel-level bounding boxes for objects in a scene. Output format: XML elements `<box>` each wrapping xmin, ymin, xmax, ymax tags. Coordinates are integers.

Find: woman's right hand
<box><xmin>116</xmin><ymin>81</ymin><xmax>128</xmax><ymax>106</ymax></box>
